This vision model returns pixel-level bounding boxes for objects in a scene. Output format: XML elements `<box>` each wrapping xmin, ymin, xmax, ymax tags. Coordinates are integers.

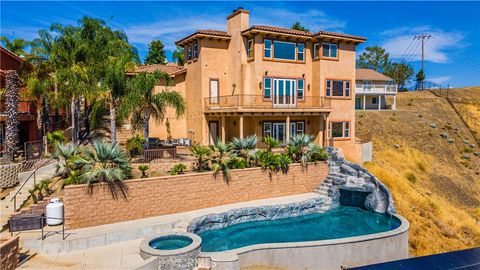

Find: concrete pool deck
<box><xmin>19</xmin><ymin>193</ymin><xmax>323</xmax><ymax>269</ymax></box>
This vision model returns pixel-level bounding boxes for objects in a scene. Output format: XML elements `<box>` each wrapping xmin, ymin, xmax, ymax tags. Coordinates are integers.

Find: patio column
<box><xmin>221</xmin><ymin>115</ymin><xmax>226</xmax><ymax>143</ymax></box>
<box><xmin>286</xmin><ymin>115</ymin><xmax>290</xmax><ymax>144</ymax></box>
<box><xmin>324</xmin><ymin>115</ymin><xmax>330</xmax><ymax>147</ymax></box>
<box><xmin>319</xmin><ymin>115</ymin><xmax>324</xmax><ymax>146</ymax></box>
<box><xmin>239</xmin><ymin>115</ymin><xmax>244</xmax><ymax>139</ymax></box>
<box><xmin>378</xmin><ymin>95</ymin><xmax>382</xmax><ymax>110</ymax></box>
<box><xmin>363</xmin><ymin>95</ymin><xmax>366</xmax><ymax>110</ymax></box>
<box><xmin>393</xmin><ymin>95</ymin><xmax>397</xmax><ymax>110</ymax></box>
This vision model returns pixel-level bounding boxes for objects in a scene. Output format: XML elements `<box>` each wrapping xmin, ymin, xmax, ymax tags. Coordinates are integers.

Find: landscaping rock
<box><xmin>430</xmin><ymin>123</ymin><xmax>437</xmax><ymax>128</ymax></box>
<box><xmin>440</xmin><ymin>132</ymin><xmax>448</xmax><ymax>139</ymax></box>
<box><xmin>463</xmin><ymin>139</ymin><xmax>469</xmax><ymax>144</ymax></box>
<box><xmin>470</xmin><ymin>144</ymin><xmax>477</xmax><ymax>149</ymax></box>
<box><xmin>474</xmin><ymin>152</ymin><xmax>480</xmax><ymax>157</ymax></box>
<box><xmin>394</xmin><ymin>144</ymin><xmax>401</xmax><ymax>149</ymax></box>
<box><xmin>448</xmin><ymin>138</ymin><xmax>455</xmax><ymax>144</ymax></box>
<box><xmin>340</xmin><ymin>164</ymin><xmax>358</xmax><ymax>176</ymax></box>
<box><xmin>463</xmin><ymin>154</ymin><xmax>471</xmax><ymax>160</ymax></box>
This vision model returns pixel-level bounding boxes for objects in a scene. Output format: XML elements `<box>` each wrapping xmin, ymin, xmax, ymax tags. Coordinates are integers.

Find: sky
<box><xmin>1</xmin><ymin>1</ymin><xmax>480</xmax><ymax>87</ymax></box>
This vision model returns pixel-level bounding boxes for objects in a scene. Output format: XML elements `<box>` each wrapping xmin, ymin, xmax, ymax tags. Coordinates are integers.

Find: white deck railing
<box><xmin>355</xmin><ymin>84</ymin><xmax>397</xmax><ymax>94</ymax></box>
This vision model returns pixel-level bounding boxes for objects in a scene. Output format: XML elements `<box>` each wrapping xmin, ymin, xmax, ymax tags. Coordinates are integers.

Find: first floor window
<box><xmin>297</xmin><ymin>79</ymin><xmax>304</xmax><ymax>99</ymax></box>
<box><xmin>264</xmin><ymin>77</ymin><xmax>272</xmax><ymax>98</ymax></box>
<box><xmin>322</xmin><ymin>43</ymin><xmax>338</xmax><ymax>59</ymax></box>
<box><xmin>263</xmin><ymin>122</ymin><xmax>272</xmax><ymax>137</ymax></box>
<box><xmin>297</xmin><ymin>121</ymin><xmax>304</xmax><ymax>135</ymax></box>
<box><xmin>372</xmin><ymin>97</ymin><xmax>378</xmax><ymax>104</ymax></box>
<box><xmin>329</xmin><ymin>122</ymin><xmax>350</xmax><ymax>138</ymax></box>
<box><xmin>193</xmin><ymin>43</ymin><xmax>198</xmax><ymax>59</ymax></box>
<box><xmin>247</xmin><ymin>38</ymin><xmax>254</xmax><ymax>58</ymax></box>
<box><xmin>326</xmin><ymin>80</ymin><xmax>351</xmax><ymax>97</ymax></box>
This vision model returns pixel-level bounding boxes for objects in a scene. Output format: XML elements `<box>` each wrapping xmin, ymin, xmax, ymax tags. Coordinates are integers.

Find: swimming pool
<box><xmin>199</xmin><ymin>206</ymin><xmax>401</xmax><ymax>252</ymax></box>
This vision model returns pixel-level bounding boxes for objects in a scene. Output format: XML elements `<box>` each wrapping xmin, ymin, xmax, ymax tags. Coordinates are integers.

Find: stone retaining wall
<box><xmin>0</xmin><ymin>159</ymin><xmax>48</xmax><ymax>188</ymax></box>
<box><xmin>63</xmin><ymin>162</ymin><xmax>328</xmax><ymax>229</ymax></box>
<box><xmin>0</xmin><ymin>236</ymin><xmax>19</xmax><ymax>270</ymax></box>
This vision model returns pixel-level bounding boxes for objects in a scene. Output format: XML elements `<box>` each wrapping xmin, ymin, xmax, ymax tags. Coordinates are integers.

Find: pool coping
<box><xmin>200</xmin><ymin>213</ymin><xmax>410</xmax><ymax>261</ymax></box>
<box><xmin>140</xmin><ymin>232</ymin><xmax>201</xmax><ymax>257</ymax></box>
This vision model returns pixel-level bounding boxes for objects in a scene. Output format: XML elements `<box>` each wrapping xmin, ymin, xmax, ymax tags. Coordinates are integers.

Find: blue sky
<box><xmin>1</xmin><ymin>1</ymin><xmax>480</xmax><ymax>87</ymax></box>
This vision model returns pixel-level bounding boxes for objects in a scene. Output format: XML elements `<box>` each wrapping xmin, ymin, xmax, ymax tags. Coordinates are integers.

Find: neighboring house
<box><xmin>0</xmin><ymin>46</ymin><xmax>37</xmax><ymax>149</ymax></box>
<box><xmin>145</xmin><ymin>8</ymin><xmax>368</xmax><ymax>161</ymax></box>
<box><xmin>355</xmin><ymin>69</ymin><xmax>397</xmax><ymax>110</ymax></box>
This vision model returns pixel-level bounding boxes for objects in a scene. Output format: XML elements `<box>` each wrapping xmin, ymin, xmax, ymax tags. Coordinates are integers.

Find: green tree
<box><xmin>291</xmin><ymin>22</ymin><xmax>309</xmax><ymax>32</ymax></box>
<box><xmin>385</xmin><ymin>62</ymin><xmax>414</xmax><ymax>89</ymax></box>
<box><xmin>357</xmin><ymin>46</ymin><xmax>390</xmax><ymax>73</ymax></box>
<box><xmin>144</xmin><ymin>40</ymin><xmax>167</xmax><ymax>64</ymax></box>
<box><xmin>124</xmin><ymin>71</ymin><xmax>185</xmax><ymax>142</ymax></box>
<box><xmin>0</xmin><ymin>36</ymin><xmax>30</xmax><ymax>57</ymax></box>
<box><xmin>415</xmin><ymin>70</ymin><xmax>425</xmax><ymax>90</ymax></box>
<box><xmin>172</xmin><ymin>46</ymin><xmax>184</xmax><ymax>66</ymax></box>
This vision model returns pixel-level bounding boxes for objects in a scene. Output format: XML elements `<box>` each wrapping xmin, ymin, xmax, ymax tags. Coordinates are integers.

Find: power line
<box><xmin>427</xmin><ymin>37</ymin><xmax>480</xmax><ymax>72</ymax></box>
<box><xmin>414</xmin><ymin>34</ymin><xmax>432</xmax><ymax>89</ymax></box>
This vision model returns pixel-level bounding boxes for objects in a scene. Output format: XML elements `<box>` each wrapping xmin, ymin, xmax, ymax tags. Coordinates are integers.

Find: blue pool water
<box><xmin>149</xmin><ymin>236</ymin><xmax>193</xmax><ymax>250</ymax></box>
<box><xmin>199</xmin><ymin>206</ymin><xmax>401</xmax><ymax>252</ymax></box>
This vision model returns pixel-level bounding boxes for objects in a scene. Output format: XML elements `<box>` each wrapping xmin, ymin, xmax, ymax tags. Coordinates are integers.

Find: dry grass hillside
<box><xmin>356</xmin><ymin>89</ymin><xmax>480</xmax><ymax>256</ymax></box>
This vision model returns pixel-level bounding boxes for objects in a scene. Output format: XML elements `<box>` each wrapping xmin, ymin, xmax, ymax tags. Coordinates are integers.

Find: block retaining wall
<box><xmin>64</xmin><ymin>162</ymin><xmax>328</xmax><ymax>229</ymax></box>
<box><xmin>0</xmin><ymin>236</ymin><xmax>19</xmax><ymax>270</ymax></box>
<box><xmin>0</xmin><ymin>159</ymin><xmax>48</xmax><ymax>188</ymax></box>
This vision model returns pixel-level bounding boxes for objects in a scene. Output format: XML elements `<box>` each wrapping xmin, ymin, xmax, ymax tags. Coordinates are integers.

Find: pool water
<box><xmin>149</xmin><ymin>236</ymin><xmax>193</xmax><ymax>250</ymax></box>
<box><xmin>199</xmin><ymin>206</ymin><xmax>401</xmax><ymax>252</ymax></box>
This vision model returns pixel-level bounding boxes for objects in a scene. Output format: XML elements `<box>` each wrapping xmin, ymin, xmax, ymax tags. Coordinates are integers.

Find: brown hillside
<box><xmin>356</xmin><ymin>90</ymin><xmax>480</xmax><ymax>256</ymax></box>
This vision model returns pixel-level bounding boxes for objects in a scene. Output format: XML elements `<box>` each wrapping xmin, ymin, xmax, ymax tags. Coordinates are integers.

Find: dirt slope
<box><xmin>356</xmin><ymin>89</ymin><xmax>480</xmax><ymax>256</ymax></box>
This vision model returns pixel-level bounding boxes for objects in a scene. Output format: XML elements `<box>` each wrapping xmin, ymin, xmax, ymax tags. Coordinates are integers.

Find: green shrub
<box><xmin>138</xmin><ymin>165</ymin><xmax>149</xmax><ymax>178</ymax></box>
<box><xmin>463</xmin><ymin>147</ymin><xmax>474</xmax><ymax>154</ymax></box>
<box><xmin>170</xmin><ymin>163</ymin><xmax>187</xmax><ymax>175</ymax></box>
<box><xmin>29</xmin><ymin>178</ymin><xmax>53</xmax><ymax>203</ymax></box>
<box><xmin>256</xmin><ymin>150</ymin><xmax>292</xmax><ymax>174</ymax></box>
<box><xmin>46</xmin><ymin>131</ymin><xmax>66</xmax><ymax>148</ymax></box>
<box><xmin>405</xmin><ymin>172</ymin><xmax>417</xmax><ymax>184</ymax></box>
<box><xmin>126</xmin><ymin>134</ymin><xmax>146</xmax><ymax>156</ymax></box>
<box><xmin>227</xmin><ymin>157</ymin><xmax>247</xmax><ymax>169</ymax></box>
<box><xmin>189</xmin><ymin>145</ymin><xmax>212</xmax><ymax>172</ymax></box>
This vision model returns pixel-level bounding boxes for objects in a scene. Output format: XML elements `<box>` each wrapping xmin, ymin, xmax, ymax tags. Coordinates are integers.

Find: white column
<box><xmin>393</xmin><ymin>95</ymin><xmax>397</xmax><ymax>110</ymax></box>
<box><xmin>221</xmin><ymin>116</ymin><xmax>226</xmax><ymax>143</ymax></box>
<box><xmin>286</xmin><ymin>115</ymin><xmax>290</xmax><ymax>144</ymax></box>
<box><xmin>378</xmin><ymin>95</ymin><xmax>382</xmax><ymax>110</ymax></box>
<box><xmin>239</xmin><ymin>115</ymin><xmax>244</xmax><ymax>139</ymax></box>
<box><xmin>319</xmin><ymin>115</ymin><xmax>324</xmax><ymax>146</ymax></box>
<box><xmin>363</xmin><ymin>95</ymin><xmax>366</xmax><ymax>110</ymax></box>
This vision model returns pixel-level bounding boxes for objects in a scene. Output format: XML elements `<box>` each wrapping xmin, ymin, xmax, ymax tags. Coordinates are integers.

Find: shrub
<box><xmin>46</xmin><ymin>131</ymin><xmax>66</xmax><ymax>148</ymax></box>
<box><xmin>29</xmin><ymin>178</ymin><xmax>53</xmax><ymax>203</ymax></box>
<box><xmin>256</xmin><ymin>150</ymin><xmax>292</xmax><ymax>174</ymax></box>
<box><xmin>138</xmin><ymin>165</ymin><xmax>149</xmax><ymax>178</ymax></box>
<box><xmin>405</xmin><ymin>172</ymin><xmax>417</xmax><ymax>184</ymax></box>
<box><xmin>170</xmin><ymin>163</ymin><xmax>187</xmax><ymax>175</ymax></box>
<box><xmin>189</xmin><ymin>145</ymin><xmax>211</xmax><ymax>172</ymax></box>
<box><xmin>463</xmin><ymin>147</ymin><xmax>474</xmax><ymax>154</ymax></box>
<box><xmin>126</xmin><ymin>134</ymin><xmax>146</xmax><ymax>156</ymax></box>
<box><xmin>226</xmin><ymin>157</ymin><xmax>247</xmax><ymax>169</ymax></box>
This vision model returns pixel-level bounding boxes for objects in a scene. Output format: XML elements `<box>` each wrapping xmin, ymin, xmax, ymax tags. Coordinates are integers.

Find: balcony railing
<box><xmin>204</xmin><ymin>95</ymin><xmax>331</xmax><ymax>110</ymax></box>
<box><xmin>355</xmin><ymin>84</ymin><xmax>397</xmax><ymax>94</ymax></box>
<box><xmin>0</xmin><ymin>100</ymin><xmax>36</xmax><ymax>115</ymax></box>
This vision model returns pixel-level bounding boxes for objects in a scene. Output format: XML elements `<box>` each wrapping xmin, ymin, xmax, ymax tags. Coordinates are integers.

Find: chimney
<box><xmin>226</xmin><ymin>7</ymin><xmax>250</xmax><ymax>34</ymax></box>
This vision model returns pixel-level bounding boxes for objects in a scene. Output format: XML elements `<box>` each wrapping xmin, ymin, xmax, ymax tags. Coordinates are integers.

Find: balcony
<box><xmin>204</xmin><ymin>95</ymin><xmax>331</xmax><ymax>113</ymax></box>
<box><xmin>355</xmin><ymin>84</ymin><xmax>397</xmax><ymax>94</ymax></box>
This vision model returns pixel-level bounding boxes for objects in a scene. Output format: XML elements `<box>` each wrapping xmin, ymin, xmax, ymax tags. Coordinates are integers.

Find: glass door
<box><xmin>273</xmin><ymin>79</ymin><xmax>296</xmax><ymax>108</ymax></box>
<box><xmin>272</xmin><ymin>123</ymin><xmax>286</xmax><ymax>144</ymax></box>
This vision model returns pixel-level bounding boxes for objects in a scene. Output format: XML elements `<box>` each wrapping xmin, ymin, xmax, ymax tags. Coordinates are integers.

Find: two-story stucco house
<box><xmin>144</xmin><ymin>8</ymin><xmax>369</xmax><ymax>161</ymax></box>
<box><xmin>355</xmin><ymin>68</ymin><xmax>398</xmax><ymax>110</ymax></box>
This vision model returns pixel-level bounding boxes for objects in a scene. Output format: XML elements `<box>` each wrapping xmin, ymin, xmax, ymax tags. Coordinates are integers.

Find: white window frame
<box><xmin>263</xmin><ymin>122</ymin><xmax>272</xmax><ymax>138</ymax></box>
<box><xmin>322</xmin><ymin>43</ymin><xmax>338</xmax><ymax>59</ymax></box>
<box><xmin>264</xmin><ymin>39</ymin><xmax>272</xmax><ymax>58</ymax></box>
<box><xmin>297</xmin><ymin>79</ymin><xmax>305</xmax><ymax>100</ymax></box>
<box><xmin>273</xmin><ymin>40</ymin><xmax>297</xmax><ymax>61</ymax></box>
<box><xmin>193</xmin><ymin>43</ymin><xmax>198</xmax><ymax>60</ymax></box>
<box><xmin>325</xmin><ymin>80</ymin><xmax>351</xmax><ymax>97</ymax></box>
<box><xmin>247</xmin><ymin>38</ymin><xmax>254</xmax><ymax>58</ymax></box>
<box><xmin>329</xmin><ymin>121</ymin><xmax>351</xmax><ymax>139</ymax></box>
<box><xmin>297</xmin><ymin>43</ymin><xmax>305</xmax><ymax>62</ymax></box>
<box><xmin>187</xmin><ymin>46</ymin><xmax>192</xmax><ymax>61</ymax></box>
<box><xmin>296</xmin><ymin>121</ymin><xmax>304</xmax><ymax>135</ymax></box>
<box><xmin>264</xmin><ymin>77</ymin><xmax>272</xmax><ymax>99</ymax></box>
<box><xmin>313</xmin><ymin>43</ymin><xmax>319</xmax><ymax>59</ymax></box>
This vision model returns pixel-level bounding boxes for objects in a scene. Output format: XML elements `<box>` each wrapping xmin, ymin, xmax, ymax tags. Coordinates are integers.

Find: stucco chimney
<box><xmin>226</xmin><ymin>7</ymin><xmax>250</xmax><ymax>34</ymax></box>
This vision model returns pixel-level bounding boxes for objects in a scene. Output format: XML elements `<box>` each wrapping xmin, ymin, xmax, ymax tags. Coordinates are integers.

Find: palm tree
<box><xmin>3</xmin><ymin>71</ymin><xmax>20</xmax><ymax>161</ymax></box>
<box><xmin>230</xmin><ymin>135</ymin><xmax>258</xmax><ymax>157</ymax></box>
<box><xmin>288</xmin><ymin>134</ymin><xmax>313</xmax><ymax>167</ymax></box>
<box><xmin>189</xmin><ymin>144</ymin><xmax>211</xmax><ymax>172</ymax></box>
<box><xmin>172</xmin><ymin>46</ymin><xmax>184</xmax><ymax>66</ymax></box>
<box><xmin>0</xmin><ymin>36</ymin><xmax>30</xmax><ymax>57</ymax></box>
<box><xmin>125</xmin><ymin>71</ymin><xmax>185</xmax><ymax>143</ymax></box>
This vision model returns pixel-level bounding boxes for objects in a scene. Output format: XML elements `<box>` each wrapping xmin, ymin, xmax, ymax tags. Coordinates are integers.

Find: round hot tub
<box><xmin>140</xmin><ymin>232</ymin><xmax>201</xmax><ymax>270</ymax></box>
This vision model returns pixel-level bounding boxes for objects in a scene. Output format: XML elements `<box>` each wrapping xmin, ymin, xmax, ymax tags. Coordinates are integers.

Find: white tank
<box><xmin>46</xmin><ymin>198</ymin><xmax>64</xmax><ymax>226</ymax></box>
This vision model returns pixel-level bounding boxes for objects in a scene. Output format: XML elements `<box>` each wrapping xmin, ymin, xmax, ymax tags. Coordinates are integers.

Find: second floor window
<box><xmin>264</xmin><ymin>39</ymin><xmax>272</xmax><ymax>58</ymax></box>
<box><xmin>274</xmin><ymin>41</ymin><xmax>296</xmax><ymax>60</ymax></box>
<box><xmin>313</xmin><ymin>43</ymin><xmax>319</xmax><ymax>58</ymax></box>
<box><xmin>326</xmin><ymin>80</ymin><xmax>350</xmax><ymax>97</ymax></box>
<box><xmin>187</xmin><ymin>46</ymin><xmax>192</xmax><ymax>61</ymax></box>
<box><xmin>247</xmin><ymin>39</ymin><xmax>254</xmax><ymax>58</ymax></box>
<box><xmin>322</xmin><ymin>43</ymin><xmax>338</xmax><ymax>59</ymax></box>
<box><xmin>297</xmin><ymin>43</ymin><xmax>305</xmax><ymax>61</ymax></box>
<box><xmin>297</xmin><ymin>79</ymin><xmax>304</xmax><ymax>99</ymax></box>
<box><xmin>193</xmin><ymin>43</ymin><xmax>198</xmax><ymax>60</ymax></box>
<box><xmin>264</xmin><ymin>77</ymin><xmax>272</xmax><ymax>98</ymax></box>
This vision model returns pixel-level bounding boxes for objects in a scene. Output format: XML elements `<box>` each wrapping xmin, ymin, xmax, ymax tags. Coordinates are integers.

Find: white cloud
<box><xmin>380</xmin><ymin>26</ymin><xmax>466</xmax><ymax>64</ymax></box>
<box><xmin>428</xmin><ymin>76</ymin><xmax>452</xmax><ymax>84</ymax></box>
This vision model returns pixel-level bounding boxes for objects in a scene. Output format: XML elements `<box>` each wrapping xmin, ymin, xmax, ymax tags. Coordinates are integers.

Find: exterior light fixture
<box><xmin>259</xmin><ymin>81</ymin><xmax>262</xmax><ymax>89</ymax></box>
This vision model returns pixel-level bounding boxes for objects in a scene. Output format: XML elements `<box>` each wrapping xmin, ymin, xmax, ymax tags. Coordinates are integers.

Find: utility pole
<box><xmin>414</xmin><ymin>34</ymin><xmax>432</xmax><ymax>90</ymax></box>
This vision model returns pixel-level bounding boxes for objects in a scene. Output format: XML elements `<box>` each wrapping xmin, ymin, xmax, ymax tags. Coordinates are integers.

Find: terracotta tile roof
<box><xmin>175</xmin><ymin>30</ymin><xmax>231</xmax><ymax>46</ymax></box>
<box><xmin>134</xmin><ymin>63</ymin><xmax>186</xmax><ymax>76</ymax></box>
<box><xmin>242</xmin><ymin>25</ymin><xmax>366</xmax><ymax>42</ymax></box>
<box><xmin>356</xmin><ymin>69</ymin><xmax>392</xmax><ymax>81</ymax></box>
<box><xmin>243</xmin><ymin>25</ymin><xmax>313</xmax><ymax>37</ymax></box>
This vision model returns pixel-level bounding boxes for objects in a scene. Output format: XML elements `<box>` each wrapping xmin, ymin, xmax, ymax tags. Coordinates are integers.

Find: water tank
<box><xmin>46</xmin><ymin>198</ymin><xmax>63</xmax><ymax>225</ymax></box>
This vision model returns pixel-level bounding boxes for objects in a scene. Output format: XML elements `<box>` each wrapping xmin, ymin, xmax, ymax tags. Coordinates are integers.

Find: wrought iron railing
<box><xmin>204</xmin><ymin>95</ymin><xmax>331</xmax><ymax>110</ymax></box>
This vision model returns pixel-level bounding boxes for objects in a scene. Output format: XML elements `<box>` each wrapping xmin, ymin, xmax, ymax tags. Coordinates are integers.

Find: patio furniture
<box><xmin>158</xmin><ymin>140</ymin><xmax>166</xmax><ymax>147</ymax></box>
<box><xmin>171</xmin><ymin>139</ymin><xmax>179</xmax><ymax>146</ymax></box>
<box><xmin>148</xmin><ymin>137</ymin><xmax>160</xmax><ymax>148</ymax></box>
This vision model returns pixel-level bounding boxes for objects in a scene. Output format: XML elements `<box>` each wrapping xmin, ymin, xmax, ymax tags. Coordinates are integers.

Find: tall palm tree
<box><xmin>3</xmin><ymin>71</ymin><xmax>20</xmax><ymax>161</ymax></box>
<box><xmin>125</xmin><ymin>71</ymin><xmax>185</xmax><ymax>143</ymax></box>
<box><xmin>0</xmin><ymin>36</ymin><xmax>30</xmax><ymax>57</ymax></box>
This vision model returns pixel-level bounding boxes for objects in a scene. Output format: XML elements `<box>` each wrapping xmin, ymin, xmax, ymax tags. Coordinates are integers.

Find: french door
<box><xmin>272</xmin><ymin>123</ymin><xmax>286</xmax><ymax>144</ymax></box>
<box><xmin>273</xmin><ymin>79</ymin><xmax>296</xmax><ymax>108</ymax></box>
